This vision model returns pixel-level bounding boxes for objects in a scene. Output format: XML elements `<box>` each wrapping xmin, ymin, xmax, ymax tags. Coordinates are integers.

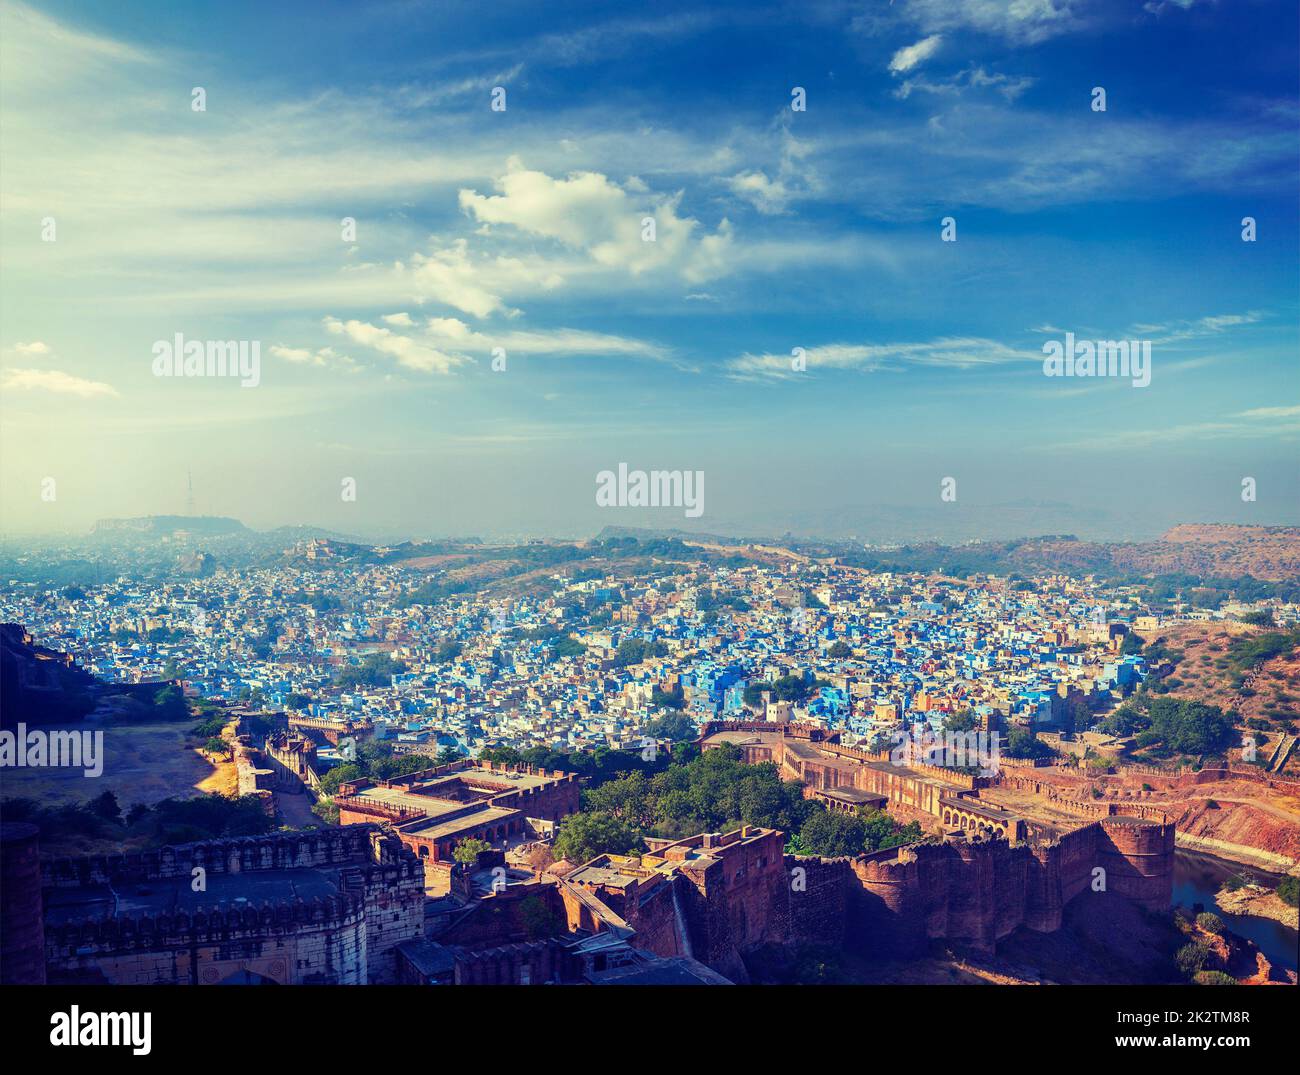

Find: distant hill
<box><xmin>1117</xmin><ymin>525</ymin><xmax>1300</xmax><ymax>579</ymax></box>
<box><xmin>91</xmin><ymin>515</ymin><xmax>248</xmax><ymax>537</ymax></box>
<box><xmin>728</xmin><ymin>500</ymin><xmax>1137</xmax><ymax>544</ymax></box>
<box><xmin>844</xmin><ymin>528</ymin><xmax>1300</xmax><ymax>583</ymax></box>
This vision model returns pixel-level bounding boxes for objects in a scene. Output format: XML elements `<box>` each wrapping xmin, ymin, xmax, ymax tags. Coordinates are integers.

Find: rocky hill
<box><xmin>1112</xmin><ymin>525</ymin><xmax>1300</xmax><ymax>580</ymax></box>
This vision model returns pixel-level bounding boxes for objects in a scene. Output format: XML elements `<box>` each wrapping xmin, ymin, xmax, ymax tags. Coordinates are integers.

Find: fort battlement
<box><xmin>38</xmin><ymin>824</ymin><xmax>424</xmax><ymax>985</ymax></box>
<box><xmin>700</xmin><ymin>719</ymin><xmax>837</xmax><ymax>741</ymax></box>
<box><xmin>774</xmin><ymin>813</ymin><xmax>1176</xmax><ymax>958</ymax></box>
<box><xmin>41</xmin><ymin>824</ymin><xmax>385</xmax><ymax>889</ymax></box>
<box><xmin>820</xmin><ymin>742</ymin><xmax>989</xmax><ymax>790</ymax></box>
<box><xmin>47</xmin><ymin>893</ymin><xmax>367</xmax><ymax>951</ymax></box>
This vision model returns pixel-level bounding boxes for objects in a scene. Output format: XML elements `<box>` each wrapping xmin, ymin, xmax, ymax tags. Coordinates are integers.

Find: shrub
<box><xmin>1277</xmin><ymin>876</ymin><xmax>1299</xmax><ymax>908</ymax></box>
<box><xmin>1175</xmin><ymin>942</ymin><xmax>1213</xmax><ymax>977</ymax></box>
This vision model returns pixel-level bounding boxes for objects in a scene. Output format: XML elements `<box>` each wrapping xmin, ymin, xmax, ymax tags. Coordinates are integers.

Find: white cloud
<box><xmin>421</xmin><ymin>317</ymin><xmax>671</xmax><ymax>362</ymax></box>
<box><xmin>727</xmin><ymin>337</ymin><xmax>1039</xmax><ymax>380</ymax></box>
<box><xmin>1234</xmin><ymin>404</ymin><xmax>1300</xmax><ymax>420</ymax></box>
<box><xmin>895</xmin><ymin>65</ymin><xmax>1034</xmax><ymax>101</ymax></box>
<box><xmin>323</xmin><ymin>317</ymin><xmax>469</xmax><ymax>375</ymax></box>
<box><xmin>0</xmin><ymin>367</ymin><xmax>118</xmax><ymax>397</ymax></box>
<box><xmin>269</xmin><ymin>343</ymin><xmax>358</xmax><ymax>372</ymax></box>
<box><xmin>893</xmin><ymin>1</ymin><xmax>1078</xmax><ymax>45</ymax></box>
<box><xmin>406</xmin><ymin>238</ymin><xmax>562</xmax><ymax>319</ymax></box>
<box><xmin>726</xmin><ymin>170</ymin><xmax>791</xmax><ymax>214</ymax></box>
<box><xmin>381</xmin><ymin>312</ymin><xmax>415</xmax><ymax>327</ymax></box>
<box><xmin>458</xmin><ymin>160</ymin><xmax>734</xmax><ymax>283</ymax></box>
<box><xmin>11</xmin><ymin>340</ymin><xmax>52</xmax><ymax>356</ymax></box>
<box><xmin>889</xmin><ymin>34</ymin><xmax>943</xmax><ymax>73</ymax></box>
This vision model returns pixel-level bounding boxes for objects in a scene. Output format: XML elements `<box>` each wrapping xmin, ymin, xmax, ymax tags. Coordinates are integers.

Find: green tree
<box><xmin>1175</xmin><ymin>942</ymin><xmax>1213</xmax><ymax>978</ymax></box>
<box><xmin>452</xmin><ymin>838</ymin><xmax>491</xmax><ymax>865</ymax></box>
<box><xmin>1276</xmin><ymin>876</ymin><xmax>1298</xmax><ymax>907</ymax></box>
<box><xmin>552</xmin><ymin>812</ymin><xmax>641</xmax><ymax>863</ymax></box>
<box><xmin>87</xmin><ymin>790</ymin><xmax>122</xmax><ymax>823</ymax></box>
<box><xmin>943</xmin><ymin>709</ymin><xmax>978</xmax><ymax>733</ymax></box>
<box><xmin>645</xmin><ymin>711</ymin><xmax>695</xmax><ymax>742</ymax></box>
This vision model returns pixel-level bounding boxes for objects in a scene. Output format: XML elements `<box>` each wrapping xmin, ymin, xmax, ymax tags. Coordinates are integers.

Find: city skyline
<box><xmin>1</xmin><ymin>0</ymin><xmax>1297</xmax><ymax>539</ymax></box>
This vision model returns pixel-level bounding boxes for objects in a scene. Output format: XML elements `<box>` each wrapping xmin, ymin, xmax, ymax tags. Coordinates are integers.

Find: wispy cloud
<box><xmin>727</xmin><ymin>337</ymin><xmax>1039</xmax><ymax>381</ymax></box>
<box><xmin>1</xmin><ymin>367</ymin><xmax>119</xmax><ymax>398</ymax></box>
<box><xmin>889</xmin><ymin>34</ymin><xmax>943</xmax><ymax>73</ymax></box>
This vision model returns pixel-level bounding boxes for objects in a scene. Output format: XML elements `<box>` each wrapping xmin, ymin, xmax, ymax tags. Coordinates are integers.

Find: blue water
<box><xmin>1172</xmin><ymin>850</ymin><xmax>1298</xmax><ymax>973</ymax></box>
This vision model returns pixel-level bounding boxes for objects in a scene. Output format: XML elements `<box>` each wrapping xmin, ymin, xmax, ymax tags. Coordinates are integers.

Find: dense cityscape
<box><xmin>1</xmin><ymin>534</ymin><xmax>1177</xmax><ymax>757</ymax></box>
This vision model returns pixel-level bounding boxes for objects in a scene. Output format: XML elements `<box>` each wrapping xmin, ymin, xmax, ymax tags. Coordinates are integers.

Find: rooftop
<box><xmin>43</xmin><ymin>866</ymin><xmax>344</xmax><ymax>926</ymax></box>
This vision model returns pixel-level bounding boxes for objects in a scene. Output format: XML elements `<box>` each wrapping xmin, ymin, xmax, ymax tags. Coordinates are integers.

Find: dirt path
<box><xmin>274</xmin><ymin>789</ymin><xmax>323</xmax><ymax>828</ymax></box>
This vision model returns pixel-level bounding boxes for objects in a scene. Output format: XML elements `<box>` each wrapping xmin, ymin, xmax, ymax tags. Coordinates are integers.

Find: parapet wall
<box><xmin>41</xmin><ymin>824</ymin><xmax>384</xmax><ymax>889</ymax></box>
<box><xmin>46</xmin><ymin>896</ymin><xmax>368</xmax><ymax>986</ymax></box>
<box><xmin>787</xmin><ymin>816</ymin><xmax>1175</xmax><ymax>957</ymax></box>
<box><xmin>40</xmin><ymin>825</ymin><xmax>423</xmax><ymax>985</ymax></box>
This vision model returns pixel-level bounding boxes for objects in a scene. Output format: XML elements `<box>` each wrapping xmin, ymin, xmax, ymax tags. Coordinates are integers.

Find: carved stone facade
<box><xmin>40</xmin><ymin>825</ymin><xmax>423</xmax><ymax>985</ymax></box>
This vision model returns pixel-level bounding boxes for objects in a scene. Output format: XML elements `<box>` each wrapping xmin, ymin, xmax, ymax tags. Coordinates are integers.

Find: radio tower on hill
<box><xmin>185</xmin><ymin>469</ymin><xmax>196</xmax><ymax>517</ymax></box>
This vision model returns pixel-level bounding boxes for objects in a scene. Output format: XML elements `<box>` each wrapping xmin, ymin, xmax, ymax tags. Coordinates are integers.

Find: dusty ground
<box><xmin>273</xmin><ymin>787</ymin><xmax>324</xmax><ymax>828</ymax></box>
<box><xmin>1</xmin><ymin>719</ymin><xmax>235</xmax><ymax>810</ymax></box>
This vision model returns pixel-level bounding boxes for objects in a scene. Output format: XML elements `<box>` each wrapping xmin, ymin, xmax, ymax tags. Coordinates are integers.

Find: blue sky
<box><xmin>1</xmin><ymin>0</ymin><xmax>1296</xmax><ymax>540</ymax></box>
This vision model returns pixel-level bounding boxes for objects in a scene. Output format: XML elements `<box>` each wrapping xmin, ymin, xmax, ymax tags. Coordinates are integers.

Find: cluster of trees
<box><xmin>1004</xmin><ymin>726</ymin><xmax>1054</xmax><ymax>760</ymax></box>
<box><xmin>549</xmin><ymin>744</ymin><xmax>924</xmax><ymax>863</ymax></box>
<box><xmin>548</xmin><ymin>635</ymin><xmax>586</xmax><ymax>659</ymax></box>
<box><xmin>398</xmin><ymin>577</ymin><xmax>478</xmax><ymax>607</ymax></box>
<box><xmin>432</xmin><ymin>639</ymin><xmax>463</xmax><ymax>663</ymax></box>
<box><xmin>1223</xmin><ymin>628</ymin><xmax>1299</xmax><ymax>684</ymax></box>
<box><xmin>651</xmin><ymin>683</ymin><xmax>685</xmax><ymax>709</ymax></box>
<box><xmin>613</xmin><ymin>637</ymin><xmax>667</xmax><ymax>667</ymax></box>
<box><xmin>0</xmin><ymin>790</ymin><xmax>276</xmax><ymax>849</ymax></box>
<box><xmin>152</xmin><ymin>684</ymin><xmax>189</xmax><ymax>719</ymax></box>
<box><xmin>103</xmin><ymin>683</ymin><xmax>192</xmax><ymax>724</ymax></box>
<box><xmin>643</xmin><ymin>710</ymin><xmax>696</xmax><ymax>742</ymax></box>
<box><xmin>785</xmin><ymin>807</ymin><xmax>924</xmax><ymax>857</ymax></box>
<box><xmin>695</xmin><ymin>590</ymin><xmax>750</xmax><ymax>613</ymax></box>
<box><xmin>334</xmin><ymin>652</ymin><xmax>407</xmax><ymax>689</ymax></box>
<box><xmin>479</xmin><ymin>742</ymin><xmax>680</xmax><ymax>785</ymax></box>
<box><xmin>1099</xmin><ymin>696</ymin><xmax>1236</xmax><ymax>758</ymax></box>
<box><xmin>1137</xmin><ymin>573</ymin><xmax>1300</xmax><ymax>610</ymax></box>
<box><xmin>1277</xmin><ymin>876</ymin><xmax>1298</xmax><ymax>908</ymax></box>
<box><xmin>742</xmin><ymin>671</ymin><xmax>822</xmax><ymax>707</ymax></box>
